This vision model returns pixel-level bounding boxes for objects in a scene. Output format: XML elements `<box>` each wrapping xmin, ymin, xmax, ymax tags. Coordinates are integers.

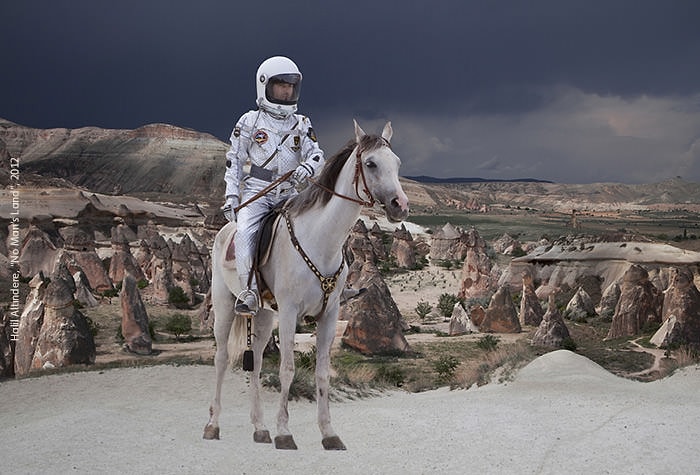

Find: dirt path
<box><xmin>626</xmin><ymin>338</ymin><xmax>670</xmax><ymax>379</ymax></box>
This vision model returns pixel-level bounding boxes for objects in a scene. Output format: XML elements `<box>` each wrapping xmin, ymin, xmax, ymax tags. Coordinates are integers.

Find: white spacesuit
<box><xmin>223</xmin><ymin>56</ymin><xmax>325</xmax><ymax>312</ymax></box>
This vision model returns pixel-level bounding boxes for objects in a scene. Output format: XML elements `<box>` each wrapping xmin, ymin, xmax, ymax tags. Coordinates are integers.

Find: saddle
<box><xmin>248</xmin><ymin>200</ymin><xmax>289</xmax><ymax>309</ymax></box>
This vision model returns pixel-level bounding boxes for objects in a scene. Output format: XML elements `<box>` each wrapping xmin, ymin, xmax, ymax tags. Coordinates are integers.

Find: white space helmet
<box><xmin>256</xmin><ymin>56</ymin><xmax>302</xmax><ymax>118</ymax></box>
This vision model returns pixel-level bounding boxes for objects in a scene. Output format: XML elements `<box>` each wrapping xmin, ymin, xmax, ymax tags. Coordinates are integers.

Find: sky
<box><xmin>2</xmin><ymin>0</ymin><xmax>700</xmax><ymax>184</ymax></box>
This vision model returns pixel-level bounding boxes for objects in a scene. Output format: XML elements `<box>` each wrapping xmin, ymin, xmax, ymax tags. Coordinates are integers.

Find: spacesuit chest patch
<box><xmin>253</xmin><ymin>130</ymin><xmax>268</xmax><ymax>145</ymax></box>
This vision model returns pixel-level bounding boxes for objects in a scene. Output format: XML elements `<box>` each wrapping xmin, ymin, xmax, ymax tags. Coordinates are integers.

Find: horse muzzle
<box><xmin>381</xmin><ymin>191</ymin><xmax>409</xmax><ymax>223</ymax></box>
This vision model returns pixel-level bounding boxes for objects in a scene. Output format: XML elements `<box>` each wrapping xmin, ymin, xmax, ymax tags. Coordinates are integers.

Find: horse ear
<box><xmin>381</xmin><ymin>121</ymin><xmax>393</xmax><ymax>143</ymax></box>
<box><xmin>354</xmin><ymin>119</ymin><xmax>366</xmax><ymax>143</ymax></box>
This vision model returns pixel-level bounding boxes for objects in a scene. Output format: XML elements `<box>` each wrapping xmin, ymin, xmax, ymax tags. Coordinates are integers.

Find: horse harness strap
<box><xmin>280</xmin><ymin>208</ymin><xmax>344</xmax><ymax>318</ymax></box>
<box><xmin>307</xmin><ymin>143</ymin><xmax>382</xmax><ymax>208</ymax></box>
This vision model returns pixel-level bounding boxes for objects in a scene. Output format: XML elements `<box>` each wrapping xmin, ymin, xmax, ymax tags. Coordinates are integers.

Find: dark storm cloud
<box><xmin>2</xmin><ymin>1</ymin><xmax>700</xmax><ymax>183</ymax></box>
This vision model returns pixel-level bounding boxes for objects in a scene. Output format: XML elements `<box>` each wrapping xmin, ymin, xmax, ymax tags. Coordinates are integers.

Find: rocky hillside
<box><xmin>2</xmin><ymin>118</ymin><xmax>700</xmax><ymax>211</ymax></box>
<box><xmin>0</xmin><ymin>118</ymin><xmax>227</xmax><ymax>199</ymax></box>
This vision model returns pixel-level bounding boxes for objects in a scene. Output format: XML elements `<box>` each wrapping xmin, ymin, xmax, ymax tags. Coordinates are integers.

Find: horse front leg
<box><xmin>274</xmin><ymin>312</ymin><xmax>298</xmax><ymax>450</ymax></box>
<box><xmin>249</xmin><ymin>309</ymin><xmax>274</xmax><ymax>444</ymax></box>
<box><xmin>315</xmin><ymin>310</ymin><xmax>346</xmax><ymax>450</ymax></box>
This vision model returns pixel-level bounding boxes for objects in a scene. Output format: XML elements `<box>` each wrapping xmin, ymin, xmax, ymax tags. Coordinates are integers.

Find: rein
<box><xmin>307</xmin><ymin>151</ymin><xmax>376</xmax><ymax>208</ymax></box>
<box><xmin>234</xmin><ymin>170</ymin><xmax>295</xmax><ymax>213</ymax></box>
<box><xmin>280</xmin><ymin>207</ymin><xmax>344</xmax><ymax>318</ymax></box>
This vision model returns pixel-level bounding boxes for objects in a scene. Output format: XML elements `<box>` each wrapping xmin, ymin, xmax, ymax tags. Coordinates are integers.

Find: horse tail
<box><xmin>227</xmin><ymin>314</ymin><xmax>248</xmax><ymax>366</ymax></box>
<box><xmin>211</xmin><ymin>221</ymin><xmax>247</xmax><ymax>366</ymax></box>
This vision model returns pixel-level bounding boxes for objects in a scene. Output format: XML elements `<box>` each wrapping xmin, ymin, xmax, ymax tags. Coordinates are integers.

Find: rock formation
<box><xmin>650</xmin><ymin>267</ymin><xmax>700</xmax><ymax>349</ymax></box>
<box><xmin>73</xmin><ymin>270</ymin><xmax>99</xmax><ymax>308</ymax></box>
<box><xmin>449</xmin><ymin>303</ymin><xmax>476</xmax><ymax>335</ymax></box>
<box><xmin>479</xmin><ymin>285</ymin><xmax>521</xmax><ymax>333</ymax></box>
<box><xmin>18</xmin><ymin>226</ymin><xmax>58</xmax><ymax>278</ymax></box>
<box><xmin>1</xmin><ymin>309</ymin><xmax>15</xmax><ymax>378</ymax></box>
<box><xmin>369</xmin><ymin>222</ymin><xmax>388</xmax><ymax>261</ymax></box>
<box><xmin>341</xmin><ymin>261</ymin><xmax>410</xmax><ymax>355</ymax></box>
<box><xmin>108</xmin><ymin>224</ymin><xmax>145</xmax><ymax>283</ymax></box>
<box><xmin>469</xmin><ymin>305</ymin><xmax>486</xmax><ymax>328</ymax></box>
<box><xmin>565</xmin><ymin>287</ymin><xmax>596</xmax><ymax>320</ymax></box>
<box><xmin>13</xmin><ymin>274</ymin><xmax>46</xmax><ymax>376</ymax></box>
<box><xmin>532</xmin><ymin>294</ymin><xmax>571</xmax><ymax>348</ymax></box>
<box><xmin>607</xmin><ymin>265</ymin><xmax>663</xmax><ymax>339</ymax></box>
<box><xmin>458</xmin><ymin>227</ymin><xmax>497</xmax><ymax>300</ymax></box>
<box><xmin>341</xmin><ymin>227</ymin><xmax>409</xmax><ymax>355</ymax></box>
<box><xmin>120</xmin><ymin>274</ymin><xmax>152</xmax><ymax>355</ymax></box>
<box><xmin>16</xmin><ymin>268</ymin><xmax>96</xmax><ymax>375</ymax></box>
<box><xmin>390</xmin><ymin>224</ymin><xmax>417</xmax><ymax>269</ymax></box>
<box><xmin>519</xmin><ymin>271</ymin><xmax>544</xmax><ymax>326</ymax></box>
<box><xmin>596</xmin><ymin>282</ymin><xmax>621</xmax><ymax>319</ymax></box>
<box><xmin>430</xmin><ymin>223</ymin><xmax>469</xmax><ymax>261</ymax></box>
<box><xmin>59</xmin><ymin>225</ymin><xmax>112</xmax><ymax>293</ymax></box>
<box><xmin>492</xmin><ymin>233</ymin><xmax>520</xmax><ymax>255</ymax></box>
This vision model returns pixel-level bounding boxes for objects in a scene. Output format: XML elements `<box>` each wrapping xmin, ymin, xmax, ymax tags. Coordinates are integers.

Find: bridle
<box><xmin>281</xmin><ymin>138</ymin><xmax>390</xmax><ymax>318</ymax></box>
<box><xmin>307</xmin><ymin>140</ymin><xmax>391</xmax><ymax>208</ymax></box>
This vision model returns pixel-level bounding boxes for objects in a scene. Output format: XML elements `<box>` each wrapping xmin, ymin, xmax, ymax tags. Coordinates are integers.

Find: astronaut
<box><xmin>223</xmin><ymin>56</ymin><xmax>325</xmax><ymax>313</ymax></box>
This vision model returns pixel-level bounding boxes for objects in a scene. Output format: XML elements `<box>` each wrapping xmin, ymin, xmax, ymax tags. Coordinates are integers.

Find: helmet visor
<box><xmin>265</xmin><ymin>73</ymin><xmax>302</xmax><ymax>105</ymax></box>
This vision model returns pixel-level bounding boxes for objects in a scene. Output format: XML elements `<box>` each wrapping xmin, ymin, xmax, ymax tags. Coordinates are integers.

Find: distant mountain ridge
<box><xmin>405</xmin><ymin>175</ymin><xmax>554</xmax><ymax>184</ymax></box>
<box><xmin>2</xmin><ymin>118</ymin><xmax>699</xmax><ymax>212</ymax></box>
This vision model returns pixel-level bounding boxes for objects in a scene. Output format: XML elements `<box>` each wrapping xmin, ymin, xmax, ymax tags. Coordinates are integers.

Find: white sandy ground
<box><xmin>2</xmin><ymin>351</ymin><xmax>700</xmax><ymax>475</ymax></box>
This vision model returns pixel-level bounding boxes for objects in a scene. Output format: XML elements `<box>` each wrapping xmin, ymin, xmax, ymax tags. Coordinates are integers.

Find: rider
<box><xmin>223</xmin><ymin>56</ymin><xmax>325</xmax><ymax>313</ymax></box>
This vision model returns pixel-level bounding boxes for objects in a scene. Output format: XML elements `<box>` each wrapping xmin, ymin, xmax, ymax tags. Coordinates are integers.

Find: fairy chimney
<box><xmin>449</xmin><ymin>303</ymin><xmax>477</xmax><ymax>335</ymax></box>
<box><xmin>565</xmin><ymin>287</ymin><xmax>596</xmax><ymax>320</ymax></box>
<box><xmin>18</xmin><ymin>225</ymin><xmax>58</xmax><ymax>279</ymax></box>
<box><xmin>390</xmin><ymin>224</ymin><xmax>416</xmax><ymax>269</ymax></box>
<box><xmin>480</xmin><ymin>285</ymin><xmax>521</xmax><ymax>333</ymax></box>
<box><xmin>430</xmin><ymin>223</ymin><xmax>469</xmax><ymax>261</ymax></box>
<box><xmin>650</xmin><ymin>267</ymin><xmax>700</xmax><ymax>349</ymax></box>
<box><xmin>28</xmin><ymin>268</ymin><xmax>96</xmax><ymax>373</ymax></box>
<box><xmin>607</xmin><ymin>265</ymin><xmax>663</xmax><ymax>339</ymax></box>
<box><xmin>108</xmin><ymin>224</ymin><xmax>145</xmax><ymax>283</ymax></box>
<box><xmin>458</xmin><ymin>228</ymin><xmax>496</xmax><ymax>300</ymax></box>
<box><xmin>520</xmin><ymin>271</ymin><xmax>544</xmax><ymax>326</ymax></box>
<box><xmin>596</xmin><ymin>282</ymin><xmax>621</xmax><ymax>319</ymax></box>
<box><xmin>341</xmin><ymin>251</ymin><xmax>409</xmax><ymax>355</ymax></box>
<box><xmin>120</xmin><ymin>274</ymin><xmax>152</xmax><ymax>355</ymax></box>
<box><xmin>532</xmin><ymin>294</ymin><xmax>571</xmax><ymax>348</ymax></box>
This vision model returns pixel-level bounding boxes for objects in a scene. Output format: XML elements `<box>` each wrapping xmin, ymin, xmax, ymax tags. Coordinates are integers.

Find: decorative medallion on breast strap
<box><xmin>280</xmin><ymin>208</ymin><xmax>344</xmax><ymax>318</ymax></box>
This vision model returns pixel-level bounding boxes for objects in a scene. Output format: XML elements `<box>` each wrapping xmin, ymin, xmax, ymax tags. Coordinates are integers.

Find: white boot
<box><xmin>235</xmin><ymin>275</ymin><xmax>259</xmax><ymax>314</ymax></box>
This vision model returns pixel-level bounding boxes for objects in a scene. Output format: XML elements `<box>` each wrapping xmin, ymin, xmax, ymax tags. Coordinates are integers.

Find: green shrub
<box><xmin>165</xmin><ymin>313</ymin><xmax>192</xmax><ymax>340</ymax></box>
<box><xmin>433</xmin><ymin>355</ymin><xmax>459</xmax><ymax>383</ymax></box>
<box><xmin>168</xmin><ymin>286</ymin><xmax>190</xmax><ymax>309</ymax></box>
<box><xmin>437</xmin><ymin>293</ymin><xmax>464</xmax><ymax>319</ymax></box>
<box><xmin>476</xmin><ymin>334</ymin><xmax>500</xmax><ymax>352</ymax></box>
<box><xmin>415</xmin><ymin>300</ymin><xmax>432</xmax><ymax>320</ymax></box>
<box><xmin>375</xmin><ymin>364</ymin><xmax>405</xmax><ymax>387</ymax></box>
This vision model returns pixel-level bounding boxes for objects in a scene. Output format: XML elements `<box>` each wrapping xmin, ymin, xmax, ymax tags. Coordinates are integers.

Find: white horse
<box><xmin>203</xmin><ymin>120</ymin><xmax>409</xmax><ymax>450</ymax></box>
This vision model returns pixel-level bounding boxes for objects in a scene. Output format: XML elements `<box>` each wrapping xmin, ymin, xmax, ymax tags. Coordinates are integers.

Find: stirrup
<box><xmin>235</xmin><ymin>289</ymin><xmax>260</xmax><ymax>315</ymax></box>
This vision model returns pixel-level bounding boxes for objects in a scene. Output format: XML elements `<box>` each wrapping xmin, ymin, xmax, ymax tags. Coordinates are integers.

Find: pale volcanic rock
<box><xmin>520</xmin><ymin>271</ymin><xmax>544</xmax><ymax>326</ymax></box>
<box><xmin>480</xmin><ymin>285</ymin><xmax>521</xmax><ymax>334</ymax></box>
<box><xmin>120</xmin><ymin>274</ymin><xmax>153</xmax><ymax>355</ymax></box>
<box><xmin>607</xmin><ymin>265</ymin><xmax>663</xmax><ymax>339</ymax></box>
<box><xmin>532</xmin><ymin>294</ymin><xmax>571</xmax><ymax>348</ymax></box>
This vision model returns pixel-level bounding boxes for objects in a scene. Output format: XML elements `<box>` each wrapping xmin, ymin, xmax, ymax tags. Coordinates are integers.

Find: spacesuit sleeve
<box><xmin>224</xmin><ymin>113</ymin><xmax>252</xmax><ymax>198</ymax></box>
<box><xmin>299</xmin><ymin>116</ymin><xmax>325</xmax><ymax>176</ymax></box>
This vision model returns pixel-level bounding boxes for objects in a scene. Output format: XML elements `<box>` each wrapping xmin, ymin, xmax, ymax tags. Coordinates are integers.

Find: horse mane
<box><xmin>286</xmin><ymin>134</ymin><xmax>389</xmax><ymax>217</ymax></box>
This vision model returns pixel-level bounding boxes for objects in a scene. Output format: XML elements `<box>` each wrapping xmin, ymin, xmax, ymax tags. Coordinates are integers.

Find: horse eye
<box><xmin>365</xmin><ymin>159</ymin><xmax>377</xmax><ymax>169</ymax></box>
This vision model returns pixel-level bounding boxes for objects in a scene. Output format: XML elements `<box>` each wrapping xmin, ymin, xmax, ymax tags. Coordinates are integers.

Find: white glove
<box><xmin>222</xmin><ymin>195</ymin><xmax>239</xmax><ymax>222</ymax></box>
<box><xmin>291</xmin><ymin>163</ymin><xmax>314</xmax><ymax>187</ymax></box>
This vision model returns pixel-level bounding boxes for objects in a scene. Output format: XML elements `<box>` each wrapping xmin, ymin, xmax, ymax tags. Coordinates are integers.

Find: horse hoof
<box><xmin>274</xmin><ymin>435</ymin><xmax>298</xmax><ymax>450</ymax></box>
<box><xmin>253</xmin><ymin>430</ymin><xmax>272</xmax><ymax>444</ymax></box>
<box><xmin>322</xmin><ymin>436</ymin><xmax>347</xmax><ymax>450</ymax></box>
<box><xmin>203</xmin><ymin>424</ymin><xmax>220</xmax><ymax>440</ymax></box>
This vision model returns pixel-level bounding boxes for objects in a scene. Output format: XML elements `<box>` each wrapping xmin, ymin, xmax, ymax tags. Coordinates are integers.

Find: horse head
<box><xmin>353</xmin><ymin>120</ymin><xmax>409</xmax><ymax>223</ymax></box>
